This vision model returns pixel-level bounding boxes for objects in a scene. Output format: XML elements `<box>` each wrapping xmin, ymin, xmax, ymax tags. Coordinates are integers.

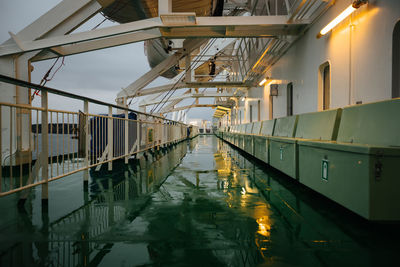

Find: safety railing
<box><xmin>0</xmin><ymin>74</ymin><xmax>198</xmax><ymax>197</ymax></box>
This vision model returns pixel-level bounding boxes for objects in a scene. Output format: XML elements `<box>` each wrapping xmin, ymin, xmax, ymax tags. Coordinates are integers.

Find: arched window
<box><xmin>393</xmin><ymin>20</ymin><xmax>400</xmax><ymax>98</ymax></box>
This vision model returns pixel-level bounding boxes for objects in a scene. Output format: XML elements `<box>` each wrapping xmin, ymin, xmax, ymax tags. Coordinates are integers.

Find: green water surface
<box><xmin>0</xmin><ymin>135</ymin><xmax>399</xmax><ymax>266</ymax></box>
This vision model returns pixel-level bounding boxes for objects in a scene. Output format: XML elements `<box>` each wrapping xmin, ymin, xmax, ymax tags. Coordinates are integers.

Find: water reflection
<box><xmin>0</xmin><ymin>140</ymin><xmax>188</xmax><ymax>266</ymax></box>
<box><xmin>1</xmin><ymin>136</ymin><xmax>400</xmax><ymax>266</ymax></box>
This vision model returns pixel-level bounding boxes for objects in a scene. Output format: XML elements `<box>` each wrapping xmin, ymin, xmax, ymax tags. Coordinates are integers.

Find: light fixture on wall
<box><xmin>316</xmin><ymin>0</ymin><xmax>367</xmax><ymax>38</ymax></box>
<box><xmin>259</xmin><ymin>77</ymin><xmax>269</xmax><ymax>86</ymax></box>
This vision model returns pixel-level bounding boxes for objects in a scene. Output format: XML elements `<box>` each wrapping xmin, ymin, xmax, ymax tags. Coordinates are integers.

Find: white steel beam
<box><xmin>135</xmin><ymin>81</ymin><xmax>252</xmax><ymax>97</ymax></box>
<box><xmin>32</xmin><ymin>29</ymin><xmax>162</xmax><ymax>61</ymax></box>
<box><xmin>135</xmin><ymin>82</ymin><xmax>186</xmax><ymax>97</ymax></box>
<box><xmin>163</xmin><ymin>104</ymin><xmax>218</xmax><ymax>113</ymax></box>
<box><xmin>2</xmin><ymin>0</ymin><xmax>112</xmax><ymax>45</ymax></box>
<box><xmin>116</xmin><ymin>38</ymin><xmax>205</xmax><ymax>102</ymax></box>
<box><xmin>0</xmin><ymin>17</ymin><xmax>161</xmax><ymax>56</ymax></box>
<box><xmin>123</xmin><ymin>38</ymin><xmax>239</xmax><ymax>99</ymax></box>
<box><xmin>141</xmin><ymin>92</ymin><xmax>239</xmax><ymax>107</ymax></box>
<box><xmin>0</xmin><ymin>16</ymin><xmax>307</xmax><ymax>57</ymax></box>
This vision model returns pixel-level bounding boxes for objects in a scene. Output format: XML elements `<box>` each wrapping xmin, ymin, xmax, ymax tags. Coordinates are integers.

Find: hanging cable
<box><xmin>32</xmin><ymin>56</ymin><xmax>65</xmax><ymax>100</ymax></box>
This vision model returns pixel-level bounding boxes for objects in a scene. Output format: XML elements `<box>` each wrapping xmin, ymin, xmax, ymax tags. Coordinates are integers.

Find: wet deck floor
<box><xmin>1</xmin><ymin>135</ymin><xmax>400</xmax><ymax>266</ymax></box>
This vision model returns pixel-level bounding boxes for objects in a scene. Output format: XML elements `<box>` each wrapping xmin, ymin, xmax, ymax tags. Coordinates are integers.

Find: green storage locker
<box><xmin>298</xmin><ymin>99</ymin><xmax>400</xmax><ymax>220</ymax></box>
<box><xmin>250</xmin><ymin>121</ymin><xmax>262</xmax><ymax>157</ymax></box>
<box><xmin>253</xmin><ymin>119</ymin><xmax>275</xmax><ymax>164</ymax></box>
<box><xmin>237</xmin><ymin>124</ymin><xmax>246</xmax><ymax>150</ymax></box>
<box><xmin>269</xmin><ymin>115</ymin><xmax>299</xmax><ymax>178</ymax></box>
<box><xmin>233</xmin><ymin>125</ymin><xmax>239</xmax><ymax>147</ymax></box>
<box><xmin>270</xmin><ymin>109</ymin><xmax>341</xmax><ymax>179</ymax></box>
<box><xmin>243</xmin><ymin>123</ymin><xmax>254</xmax><ymax>155</ymax></box>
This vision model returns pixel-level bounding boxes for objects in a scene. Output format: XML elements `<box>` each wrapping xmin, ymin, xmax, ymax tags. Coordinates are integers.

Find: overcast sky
<box><xmin>0</xmin><ymin>0</ymin><xmax>214</xmax><ymax>121</ymax></box>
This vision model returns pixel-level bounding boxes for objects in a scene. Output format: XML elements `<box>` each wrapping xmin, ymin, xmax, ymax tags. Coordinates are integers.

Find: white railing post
<box><xmin>41</xmin><ymin>91</ymin><xmax>49</xmax><ymax>203</ymax></box>
<box><xmin>83</xmin><ymin>100</ymin><xmax>89</xmax><ymax>184</ymax></box>
<box><xmin>108</xmin><ymin>106</ymin><xmax>113</xmax><ymax>171</ymax></box>
<box><xmin>124</xmin><ymin>98</ymin><xmax>128</xmax><ymax>164</ymax></box>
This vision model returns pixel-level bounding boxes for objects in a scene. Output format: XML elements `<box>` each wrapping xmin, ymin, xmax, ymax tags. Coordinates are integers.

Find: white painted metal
<box><xmin>108</xmin><ymin>106</ymin><xmax>113</xmax><ymax>171</ymax></box>
<box><xmin>159</xmin><ymin>0</ymin><xmax>173</xmax><ymax>15</ymax></box>
<box><xmin>32</xmin><ymin>29</ymin><xmax>162</xmax><ymax>61</ymax></box>
<box><xmin>0</xmin><ymin>15</ymin><xmax>307</xmax><ymax>57</ymax></box>
<box><xmin>83</xmin><ymin>100</ymin><xmax>89</xmax><ymax>182</ymax></box>
<box><xmin>140</xmin><ymin>92</ymin><xmax>240</xmax><ymax>107</ymax></box>
<box><xmin>116</xmin><ymin>38</ymin><xmax>206</xmax><ymax>103</ymax></box>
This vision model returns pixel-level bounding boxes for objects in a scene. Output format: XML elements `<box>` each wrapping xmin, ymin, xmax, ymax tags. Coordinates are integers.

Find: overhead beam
<box><xmin>0</xmin><ymin>17</ymin><xmax>161</xmax><ymax>56</ymax></box>
<box><xmin>2</xmin><ymin>0</ymin><xmax>112</xmax><ymax>46</ymax></box>
<box><xmin>133</xmin><ymin>81</ymin><xmax>252</xmax><ymax>97</ymax></box>
<box><xmin>163</xmin><ymin>104</ymin><xmax>218</xmax><ymax>113</ymax></box>
<box><xmin>141</xmin><ymin>92</ymin><xmax>239</xmax><ymax>107</ymax></box>
<box><xmin>32</xmin><ymin>29</ymin><xmax>162</xmax><ymax>61</ymax></box>
<box><xmin>185</xmin><ymin>81</ymin><xmax>253</xmax><ymax>89</ymax></box>
<box><xmin>135</xmin><ymin>82</ymin><xmax>186</xmax><ymax>97</ymax></box>
<box><xmin>0</xmin><ymin>16</ymin><xmax>307</xmax><ymax>57</ymax></box>
<box><xmin>159</xmin><ymin>16</ymin><xmax>306</xmax><ymax>38</ymax></box>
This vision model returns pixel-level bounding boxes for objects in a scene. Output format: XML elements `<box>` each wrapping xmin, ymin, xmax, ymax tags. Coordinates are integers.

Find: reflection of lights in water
<box><xmin>241</xmin><ymin>187</ymin><xmax>246</xmax><ymax>195</ymax></box>
<box><xmin>256</xmin><ymin>217</ymin><xmax>271</xmax><ymax>237</ymax></box>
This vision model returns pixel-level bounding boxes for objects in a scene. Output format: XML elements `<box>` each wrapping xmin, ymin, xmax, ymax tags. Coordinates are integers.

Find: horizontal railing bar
<box><xmin>48</xmin><ymin>108</ymin><xmax>79</xmax><ymax>115</ymax></box>
<box><xmin>0</xmin><ymin>102</ymin><xmax>45</xmax><ymax>111</ymax></box>
<box><xmin>0</xmin><ymin>74</ymin><xmax>184</xmax><ymax>125</ymax></box>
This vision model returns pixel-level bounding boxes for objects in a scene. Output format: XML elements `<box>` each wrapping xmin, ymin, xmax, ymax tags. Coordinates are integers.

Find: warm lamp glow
<box><xmin>317</xmin><ymin>3</ymin><xmax>364</xmax><ymax>38</ymax></box>
<box><xmin>259</xmin><ymin>78</ymin><xmax>267</xmax><ymax>86</ymax></box>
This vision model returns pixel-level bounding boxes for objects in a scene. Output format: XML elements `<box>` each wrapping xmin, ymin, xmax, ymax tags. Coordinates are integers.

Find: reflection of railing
<box><xmin>49</xmin><ymin>143</ymin><xmax>188</xmax><ymax>266</ymax></box>
<box><xmin>0</xmin><ymin>74</ymin><xmax>198</xmax><ymax>197</ymax></box>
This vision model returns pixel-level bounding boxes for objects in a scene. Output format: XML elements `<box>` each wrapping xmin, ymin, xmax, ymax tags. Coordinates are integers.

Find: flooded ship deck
<box><xmin>1</xmin><ymin>135</ymin><xmax>400</xmax><ymax>266</ymax></box>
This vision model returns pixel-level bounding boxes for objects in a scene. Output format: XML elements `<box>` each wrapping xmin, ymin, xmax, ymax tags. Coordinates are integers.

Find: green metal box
<box><xmin>269</xmin><ymin>115</ymin><xmax>298</xmax><ymax>178</ymax></box>
<box><xmin>298</xmin><ymin>99</ymin><xmax>400</xmax><ymax>220</ymax></box>
<box><xmin>243</xmin><ymin>123</ymin><xmax>254</xmax><ymax>155</ymax></box>
<box><xmin>237</xmin><ymin>124</ymin><xmax>246</xmax><ymax>150</ymax></box>
<box><xmin>253</xmin><ymin>119</ymin><xmax>275</xmax><ymax>164</ymax></box>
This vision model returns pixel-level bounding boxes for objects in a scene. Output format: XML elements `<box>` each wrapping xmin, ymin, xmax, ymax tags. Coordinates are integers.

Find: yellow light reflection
<box><xmin>256</xmin><ymin>217</ymin><xmax>271</xmax><ymax>237</ymax></box>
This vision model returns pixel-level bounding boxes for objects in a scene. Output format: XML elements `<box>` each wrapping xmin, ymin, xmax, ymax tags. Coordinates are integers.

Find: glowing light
<box><xmin>317</xmin><ymin>5</ymin><xmax>357</xmax><ymax>38</ymax></box>
<box><xmin>256</xmin><ymin>217</ymin><xmax>271</xmax><ymax>237</ymax></box>
<box><xmin>241</xmin><ymin>187</ymin><xmax>246</xmax><ymax>195</ymax></box>
<box><xmin>259</xmin><ymin>78</ymin><xmax>267</xmax><ymax>86</ymax></box>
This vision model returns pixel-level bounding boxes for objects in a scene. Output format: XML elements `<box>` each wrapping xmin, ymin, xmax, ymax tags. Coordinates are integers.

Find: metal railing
<box><xmin>0</xmin><ymin>74</ymin><xmax>198</xmax><ymax>197</ymax></box>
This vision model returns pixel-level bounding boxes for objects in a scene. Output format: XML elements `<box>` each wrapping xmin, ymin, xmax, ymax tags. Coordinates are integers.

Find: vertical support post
<box><xmin>137</xmin><ymin>115</ymin><xmax>140</xmax><ymax>153</ymax></box>
<box><xmin>124</xmin><ymin>98</ymin><xmax>129</xmax><ymax>164</ymax></box>
<box><xmin>269</xmin><ymin>95</ymin><xmax>273</xmax><ymax>120</ymax></box>
<box><xmin>185</xmin><ymin>55</ymin><xmax>191</xmax><ymax>83</ymax></box>
<box><xmin>108</xmin><ymin>106</ymin><xmax>113</xmax><ymax>171</ymax></box>
<box><xmin>41</xmin><ymin>91</ymin><xmax>49</xmax><ymax>203</ymax></box>
<box><xmin>158</xmin><ymin>0</ymin><xmax>172</xmax><ymax>15</ymax></box>
<box><xmin>83</xmin><ymin>100</ymin><xmax>89</xmax><ymax>186</ymax></box>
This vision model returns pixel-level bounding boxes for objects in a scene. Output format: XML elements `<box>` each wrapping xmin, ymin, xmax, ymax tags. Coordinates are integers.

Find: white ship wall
<box><xmin>236</xmin><ymin>0</ymin><xmax>400</xmax><ymax>124</ymax></box>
